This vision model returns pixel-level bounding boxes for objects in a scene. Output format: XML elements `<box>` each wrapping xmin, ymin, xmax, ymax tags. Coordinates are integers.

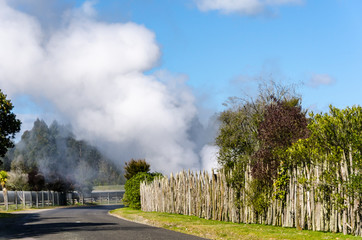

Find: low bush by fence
<box><xmin>140</xmin><ymin>169</ymin><xmax>362</xmax><ymax>237</ymax></box>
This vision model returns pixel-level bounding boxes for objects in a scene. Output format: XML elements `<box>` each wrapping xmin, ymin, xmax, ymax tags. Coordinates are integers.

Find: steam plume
<box><xmin>0</xmin><ymin>0</ymin><xmax>218</xmax><ymax>173</ymax></box>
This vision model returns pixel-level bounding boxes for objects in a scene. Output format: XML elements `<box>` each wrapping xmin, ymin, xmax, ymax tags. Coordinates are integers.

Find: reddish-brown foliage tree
<box><xmin>252</xmin><ymin>97</ymin><xmax>309</xmax><ymax>183</ymax></box>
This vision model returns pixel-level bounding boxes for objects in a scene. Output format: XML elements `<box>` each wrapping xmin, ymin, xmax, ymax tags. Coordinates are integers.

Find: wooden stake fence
<box><xmin>141</xmin><ymin>168</ymin><xmax>361</xmax><ymax>237</ymax></box>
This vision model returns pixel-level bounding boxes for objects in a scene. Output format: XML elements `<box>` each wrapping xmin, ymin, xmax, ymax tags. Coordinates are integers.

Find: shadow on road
<box><xmin>0</xmin><ymin>205</ymin><xmax>206</xmax><ymax>240</ymax></box>
<box><xmin>0</xmin><ymin>205</ymin><xmax>154</xmax><ymax>239</ymax></box>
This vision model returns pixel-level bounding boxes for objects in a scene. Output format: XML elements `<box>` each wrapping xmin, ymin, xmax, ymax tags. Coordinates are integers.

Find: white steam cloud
<box><xmin>0</xmin><ymin>0</ymin><xmax>218</xmax><ymax>173</ymax></box>
<box><xmin>195</xmin><ymin>0</ymin><xmax>302</xmax><ymax>15</ymax></box>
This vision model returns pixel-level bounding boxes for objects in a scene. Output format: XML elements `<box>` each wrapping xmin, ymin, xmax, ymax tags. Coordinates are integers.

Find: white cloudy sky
<box><xmin>1</xmin><ymin>0</ymin><xmax>361</xmax><ymax>173</ymax></box>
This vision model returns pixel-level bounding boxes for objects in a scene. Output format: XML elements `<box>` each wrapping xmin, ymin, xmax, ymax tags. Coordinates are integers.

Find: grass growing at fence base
<box><xmin>0</xmin><ymin>205</ymin><xmax>66</xmax><ymax>213</ymax></box>
<box><xmin>110</xmin><ymin>208</ymin><xmax>362</xmax><ymax>240</ymax></box>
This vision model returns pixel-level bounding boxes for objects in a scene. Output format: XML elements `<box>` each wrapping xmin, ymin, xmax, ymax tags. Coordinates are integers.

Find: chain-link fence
<box><xmin>0</xmin><ymin>190</ymin><xmax>65</xmax><ymax>210</ymax></box>
<box><xmin>67</xmin><ymin>190</ymin><xmax>124</xmax><ymax>205</ymax></box>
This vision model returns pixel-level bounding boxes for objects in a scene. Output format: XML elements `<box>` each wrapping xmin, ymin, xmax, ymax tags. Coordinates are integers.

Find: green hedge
<box><xmin>123</xmin><ymin>172</ymin><xmax>161</xmax><ymax>209</ymax></box>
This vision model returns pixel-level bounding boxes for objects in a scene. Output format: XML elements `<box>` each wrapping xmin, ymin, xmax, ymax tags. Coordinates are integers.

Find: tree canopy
<box><xmin>215</xmin><ymin>82</ymin><xmax>361</xmax><ymax>233</ymax></box>
<box><xmin>124</xmin><ymin>159</ymin><xmax>150</xmax><ymax>180</ymax></box>
<box><xmin>0</xmin><ymin>170</ymin><xmax>8</xmax><ymax>189</ymax></box>
<box><xmin>0</xmin><ymin>90</ymin><xmax>21</xmax><ymax>158</ymax></box>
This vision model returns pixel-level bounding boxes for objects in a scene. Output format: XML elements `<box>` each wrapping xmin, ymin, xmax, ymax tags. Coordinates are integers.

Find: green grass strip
<box><xmin>110</xmin><ymin>208</ymin><xmax>362</xmax><ymax>240</ymax></box>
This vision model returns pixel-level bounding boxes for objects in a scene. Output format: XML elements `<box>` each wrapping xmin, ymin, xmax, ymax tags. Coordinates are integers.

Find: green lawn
<box><xmin>110</xmin><ymin>208</ymin><xmax>362</xmax><ymax>240</ymax></box>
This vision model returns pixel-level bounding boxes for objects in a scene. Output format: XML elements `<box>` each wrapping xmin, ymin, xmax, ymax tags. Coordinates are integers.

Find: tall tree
<box><xmin>0</xmin><ymin>90</ymin><xmax>21</xmax><ymax>159</ymax></box>
<box><xmin>216</xmin><ymin>81</ymin><xmax>299</xmax><ymax>189</ymax></box>
<box><xmin>252</xmin><ymin>97</ymin><xmax>309</xmax><ymax>183</ymax></box>
<box><xmin>124</xmin><ymin>159</ymin><xmax>150</xmax><ymax>180</ymax></box>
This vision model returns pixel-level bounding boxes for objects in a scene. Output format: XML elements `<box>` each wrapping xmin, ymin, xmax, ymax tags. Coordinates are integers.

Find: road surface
<box><xmin>0</xmin><ymin>205</ymin><xmax>207</xmax><ymax>240</ymax></box>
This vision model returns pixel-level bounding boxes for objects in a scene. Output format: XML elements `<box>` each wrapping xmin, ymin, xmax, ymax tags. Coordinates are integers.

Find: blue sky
<box><xmin>8</xmin><ymin>0</ymin><xmax>362</xmax><ymax>116</ymax></box>
<box><xmin>88</xmin><ymin>0</ymin><xmax>362</xmax><ymax>112</ymax></box>
<box><xmin>1</xmin><ymin>0</ymin><xmax>362</xmax><ymax>171</ymax></box>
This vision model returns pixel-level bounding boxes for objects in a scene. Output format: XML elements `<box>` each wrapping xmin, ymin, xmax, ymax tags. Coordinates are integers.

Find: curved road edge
<box><xmin>108</xmin><ymin>208</ymin><xmax>208</xmax><ymax>240</ymax></box>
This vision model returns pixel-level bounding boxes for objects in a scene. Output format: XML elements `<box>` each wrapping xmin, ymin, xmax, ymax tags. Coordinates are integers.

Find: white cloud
<box><xmin>0</xmin><ymin>0</ymin><xmax>213</xmax><ymax>173</ymax></box>
<box><xmin>200</xmin><ymin>145</ymin><xmax>219</xmax><ymax>172</ymax></box>
<box><xmin>308</xmin><ymin>74</ymin><xmax>336</xmax><ymax>88</ymax></box>
<box><xmin>195</xmin><ymin>0</ymin><xmax>302</xmax><ymax>15</ymax></box>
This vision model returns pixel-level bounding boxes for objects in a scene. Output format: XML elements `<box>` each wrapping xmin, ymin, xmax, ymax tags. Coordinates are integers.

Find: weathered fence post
<box><xmin>30</xmin><ymin>191</ymin><xmax>33</xmax><ymax>208</ymax></box>
<box><xmin>140</xmin><ymin>168</ymin><xmax>361</xmax><ymax>237</ymax></box>
<box><xmin>22</xmin><ymin>191</ymin><xmax>26</xmax><ymax>208</ymax></box>
<box><xmin>15</xmin><ymin>190</ymin><xmax>18</xmax><ymax>210</ymax></box>
<box><xmin>42</xmin><ymin>191</ymin><xmax>44</xmax><ymax>207</ymax></box>
<box><xmin>47</xmin><ymin>191</ymin><xmax>50</xmax><ymax>206</ymax></box>
<box><xmin>36</xmin><ymin>191</ymin><xmax>39</xmax><ymax>208</ymax></box>
<box><xmin>4</xmin><ymin>189</ymin><xmax>8</xmax><ymax>211</ymax></box>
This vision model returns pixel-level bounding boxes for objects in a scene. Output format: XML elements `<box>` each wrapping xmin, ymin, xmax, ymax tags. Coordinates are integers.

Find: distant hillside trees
<box><xmin>1</xmin><ymin>119</ymin><xmax>124</xmax><ymax>192</ymax></box>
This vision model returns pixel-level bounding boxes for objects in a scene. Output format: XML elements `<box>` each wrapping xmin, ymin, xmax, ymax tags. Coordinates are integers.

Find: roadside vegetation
<box><xmin>111</xmin><ymin>207</ymin><xmax>362</xmax><ymax>240</ymax></box>
<box><xmin>122</xmin><ymin>159</ymin><xmax>161</xmax><ymax>209</ymax></box>
<box><xmin>136</xmin><ymin>81</ymin><xmax>361</xmax><ymax>237</ymax></box>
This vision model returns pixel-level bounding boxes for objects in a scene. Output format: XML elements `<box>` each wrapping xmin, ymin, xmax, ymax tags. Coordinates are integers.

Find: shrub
<box><xmin>123</xmin><ymin>172</ymin><xmax>161</xmax><ymax>209</ymax></box>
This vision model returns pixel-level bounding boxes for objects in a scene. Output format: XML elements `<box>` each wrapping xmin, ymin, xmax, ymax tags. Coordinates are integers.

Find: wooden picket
<box><xmin>141</xmin><ymin>167</ymin><xmax>361</xmax><ymax>237</ymax></box>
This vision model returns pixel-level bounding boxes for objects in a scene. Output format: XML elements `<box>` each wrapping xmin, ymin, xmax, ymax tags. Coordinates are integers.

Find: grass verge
<box><xmin>0</xmin><ymin>204</ymin><xmax>78</xmax><ymax>215</ymax></box>
<box><xmin>110</xmin><ymin>208</ymin><xmax>362</xmax><ymax>240</ymax></box>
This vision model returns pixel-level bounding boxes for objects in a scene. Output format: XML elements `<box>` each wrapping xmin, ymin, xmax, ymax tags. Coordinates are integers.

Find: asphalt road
<box><xmin>0</xmin><ymin>205</ymin><xmax>207</xmax><ymax>240</ymax></box>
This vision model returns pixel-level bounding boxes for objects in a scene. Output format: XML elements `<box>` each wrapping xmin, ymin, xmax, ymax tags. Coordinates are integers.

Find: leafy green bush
<box><xmin>123</xmin><ymin>172</ymin><xmax>161</xmax><ymax>209</ymax></box>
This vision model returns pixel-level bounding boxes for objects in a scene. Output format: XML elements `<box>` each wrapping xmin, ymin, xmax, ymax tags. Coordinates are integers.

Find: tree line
<box><xmin>139</xmin><ymin>81</ymin><xmax>361</xmax><ymax>236</ymax></box>
<box><xmin>215</xmin><ymin>81</ymin><xmax>361</xmax><ymax>235</ymax></box>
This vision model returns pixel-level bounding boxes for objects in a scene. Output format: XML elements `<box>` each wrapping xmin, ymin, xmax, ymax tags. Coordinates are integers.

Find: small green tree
<box><xmin>123</xmin><ymin>172</ymin><xmax>161</xmax><ymax>209</ymax></box>
<box><xmin>124</xmin><ymin>159</ymin><xmax>150</xmax><ymax>180</ymax></box>
<box><xmin>0</xmin><ymin>90</ymin><xmax>21</xmax><ymax>159</ymax></box>
<box><xmin>0</xmin><ymin>170</ymin><xmax>9</xmax><ymax>210</ymax></box>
